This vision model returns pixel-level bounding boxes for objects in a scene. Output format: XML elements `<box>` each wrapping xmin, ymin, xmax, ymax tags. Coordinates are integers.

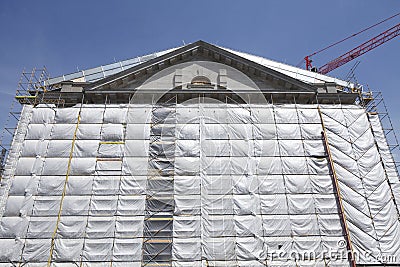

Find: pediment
<box><xmin>85</xmin><ymin>40</ymin><xmax>318</xmax><ymax>93</ymax></box>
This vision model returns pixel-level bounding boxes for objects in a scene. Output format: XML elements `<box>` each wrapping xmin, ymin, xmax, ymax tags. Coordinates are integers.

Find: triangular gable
<box><xmin>85</xmin><ymin>40</ymin><xmax>318</xmax><ymax>93</ymax></box>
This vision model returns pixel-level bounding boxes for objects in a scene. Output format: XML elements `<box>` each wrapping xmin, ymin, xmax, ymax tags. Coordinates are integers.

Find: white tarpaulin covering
<box><xmin>0</xmin><ymin>103</ymin><xmax>399</xmax><ymax>266</ymax></box>
<box><xmin>321</xmin><ymin>106</ymin><xmax>400</xmax><ymax>265</ymax></box>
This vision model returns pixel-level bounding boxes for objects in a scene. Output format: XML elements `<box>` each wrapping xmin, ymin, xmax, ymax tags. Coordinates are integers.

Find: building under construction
<box><xmin>0</xmin><ymin>41</ymin><xmax>400</xmax><ymax>266</ymax></box>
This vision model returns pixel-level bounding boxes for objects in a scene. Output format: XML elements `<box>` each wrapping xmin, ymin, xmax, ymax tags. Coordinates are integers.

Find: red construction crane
<box><xmin>305</xmin><ymin>14</ymin><xmax>400</xmax><ymax>75</ymax></box>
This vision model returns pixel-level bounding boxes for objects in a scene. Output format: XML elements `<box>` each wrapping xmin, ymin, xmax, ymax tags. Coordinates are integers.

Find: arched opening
<box><xmin>189</xmin><ymin>76</ymin><xmax>214</xmax><ymax>88</ymax></box>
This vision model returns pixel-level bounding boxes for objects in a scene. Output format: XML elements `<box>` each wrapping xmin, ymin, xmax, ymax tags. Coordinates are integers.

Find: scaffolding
<box><xmin>0</xmin><ymin>91</ymin><xmax>400</xmax><ymax>265</ymax></box>
<box><xmin>0</xmin><ymin>68</ymin><xmax>50</xmax><ymax>179</ymax></box>
<box><xmin>0</xmin><ymin>62</ymin><xmax>400</xmax><ymax>266</ymax></box>
<box><xmin>343</xmin><ymin>63</ymin><xmax>400</xmax><ymax>175</ymax></box>
<box><xmin>362</xmin><ymin>90</ymin><xmax>400</xmax><ymax>173</ymax></box>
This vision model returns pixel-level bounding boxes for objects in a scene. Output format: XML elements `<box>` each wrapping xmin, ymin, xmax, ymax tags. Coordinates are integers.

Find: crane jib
<box><xmin>318</xmin><ymin>23</ymin><xmax>400</xmax><ymax>75</ymax></box>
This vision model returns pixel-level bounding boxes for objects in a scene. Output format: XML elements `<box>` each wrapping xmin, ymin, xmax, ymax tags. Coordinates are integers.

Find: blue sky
<box><xmin>0</xmin><ymin>1</ymin><xmax>399</xmax><ymax>135</ymax></box>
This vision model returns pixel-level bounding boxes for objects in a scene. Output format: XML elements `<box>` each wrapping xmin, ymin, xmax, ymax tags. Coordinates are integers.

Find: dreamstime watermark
<box><xmin>267</xmin><ymin>240</ymin><xmax>397</xmax><ymax>264</ymax></box>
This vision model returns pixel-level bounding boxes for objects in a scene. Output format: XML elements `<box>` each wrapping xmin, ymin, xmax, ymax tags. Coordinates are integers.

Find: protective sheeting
<box><xmin>369</xmin><ymin>114</ymin><xmax>400</xmax><ymax>212</ymax></box>
<box><xmin>0</xmin><ymin>105</ymin><xmax>33</xmax><ymax>218</ymax></box>
<box><xmin>321</xmin><ymin>106</ymin><xmax>400</xmax><ymax>265</ymax></box>
<box><xmin>0</xmin><ymin>103</ymin><xmax>399</xmax><ymax>266</ymax></box>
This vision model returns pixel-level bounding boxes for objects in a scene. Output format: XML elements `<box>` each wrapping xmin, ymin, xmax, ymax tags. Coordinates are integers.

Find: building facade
<box><xmin>0</xmin><ymin>41</ymin><xmax>399</xmax><ymax>266</ymax></box>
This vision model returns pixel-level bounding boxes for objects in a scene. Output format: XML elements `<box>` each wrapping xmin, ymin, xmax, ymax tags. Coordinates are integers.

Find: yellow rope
<box><xmin>15</xmin><ymin>95</ymin><xmax>37</xmax><ymax>99</ymax></box>
<box><xmin>99</xmin><ymin>141</ymin><xmax>125</xmax><ymax>145</ymax></box>
<box><xmin>318</xmin><ymin>106</ymin><xmax>356</xmax><ymax>267</ymax></box>
<box><xmin>47</xmin><ymin>114</ymin><xmax>81</xmax><ymax>266</ymax></box>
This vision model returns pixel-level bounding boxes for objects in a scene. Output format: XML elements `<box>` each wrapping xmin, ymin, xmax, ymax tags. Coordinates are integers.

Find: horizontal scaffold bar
<box><xmin>146</xmin><ymin>217</ymin><xmax>173</xmax><ymax>221</ymax></box>
<box><xmin>144</xmin><ymin>239</ymin><xmax>172</xmax><ymax>243</ymax></box>
<box><xmin>96</xmin><ymin>157</ymin><xmax>123</xmax><ymax>161</ymax></box>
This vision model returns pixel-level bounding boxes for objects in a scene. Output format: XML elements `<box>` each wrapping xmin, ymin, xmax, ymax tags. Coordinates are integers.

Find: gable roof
<box><xmin>83</xmin><ymin>40</ymin><xmax>318</xmax><ymax>92</ymax></box>
<box><xmin>44</xmin><ymin>40</ymin><xmax>353</xmax><ymax>89</ymax></box>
